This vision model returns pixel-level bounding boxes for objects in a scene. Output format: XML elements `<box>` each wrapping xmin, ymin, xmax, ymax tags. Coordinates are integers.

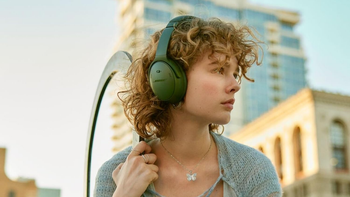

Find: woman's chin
<box><xmin>213</xmin><ymin>116</ymin><xmax>231</xmax><ymax>125</ymax></box>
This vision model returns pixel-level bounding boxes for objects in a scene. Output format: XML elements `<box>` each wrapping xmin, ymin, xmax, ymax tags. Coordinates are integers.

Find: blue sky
<box><xmin>0</xmin><ymin>0</ymin><xmax>349</xmax><ymax>197</ymax></box>
<box><xmin>0</xmin><ymin>0</ymin><xmax>118</xmax><ymax>196</ymax></box>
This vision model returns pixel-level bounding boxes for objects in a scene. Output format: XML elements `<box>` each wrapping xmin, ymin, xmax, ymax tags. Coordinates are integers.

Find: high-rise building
<box><xmin>230</xmin><ymin>88</ymin><xmax>350</xmax><ymax>197</ymax></box>
<box><xmin>111</xmin><ymin>97</ymin><xmax>133</xmax><ymax>153</ymax></box>
<box><xmin>114</xmin><ymin>0</ymin><xmax>306</xmax><ymax>136</ymax></box>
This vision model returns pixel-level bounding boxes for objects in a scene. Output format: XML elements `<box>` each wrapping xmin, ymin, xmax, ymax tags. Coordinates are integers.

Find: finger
<box><xmin>112</xmin><ymin>163</ymin><xmax>124</xmax><ymax>182</ymax></box>
<box><xmin>131</xmin><ymin>149</ymin><xmax>142</xmax><ymax>155</ymax></box>
<box><xmin>141</xmin><ymin>154</ymin><xmax>148</xmax><ymax>163</ymax></box>
<box><xmin>113</xmin><ymin>163</ymin><xmax>123</xmax><ymax>174</ymax></box>
<box><xmin>130</xmin><ymin>141</ymin><xmax>151</xmax><ymax>156</ymax></box>
<box><xmin>149</xmin><ymin>169</ymin><xmax>159</xmax><ymax>182</ymax></box>
<box><xmin>142</xmin><ymin>153</ymin><xmax>157</xmax><ymax>164</ymax></box>
<box><xmin>141</xmin><ymin>164</ymin><xmax>159</xmax><ymax>183</ymax></box>
<box><xmin>118</xmin><ymin>162</ymin><xmax>124</xmax><ymax>170</ymax></box>
<box><xmin>148</xmin><ymin>164</ymin><xmax>159</xmax><ymax>173</ymax></box>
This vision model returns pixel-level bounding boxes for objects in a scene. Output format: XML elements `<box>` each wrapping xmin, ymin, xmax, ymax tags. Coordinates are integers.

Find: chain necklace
<box><xmin>160</xmin><ymin>137</ymin><xmax>212</xmax><ymax>181</ymax></box>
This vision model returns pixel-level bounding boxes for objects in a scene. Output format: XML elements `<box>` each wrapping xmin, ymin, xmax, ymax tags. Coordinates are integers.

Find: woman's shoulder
<box><xmin>219</xmin><ymin>134</ymin><xmax>276</xmax><ymax>175</ymax></box>
<box><xmin>98</xmin><ymin>146</ymin><xmax>132</xmax><ymax>174</ymax></box>
<box><xmin>212</xmin><ymin>132</ymin><xmax>269</xmax><ymax>164</ymax></box>
<box><xmin>94</xmin><ymin>146</ymin><xmax>132</xmax><ymax>197</ymax></box>
<box><xmin>212</xmin><ymin>133</ymin><xmax>281</xmax><ymax>196</ymax></box>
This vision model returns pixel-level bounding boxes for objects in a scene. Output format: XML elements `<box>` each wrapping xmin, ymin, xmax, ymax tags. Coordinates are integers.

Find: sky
<box><xmin>0</xmin><ymin>0</ymin><xmax>349</xmax><ymax>197</ymax></box>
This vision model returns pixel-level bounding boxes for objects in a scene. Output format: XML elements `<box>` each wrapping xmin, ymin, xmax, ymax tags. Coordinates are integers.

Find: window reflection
<box><xmin>274</xmin><ymin>137</ymin><xmax>283</xmax><ymax>181</ymax></box>
<box><xmin>293</xmin><ymin>127</ymin><xmax>303</xmax><ymax>177</ymax></box>
<box><xmin>330</xmin><ymin>120</ymin><xmax>347</xmax><ymax>170</ymax></box>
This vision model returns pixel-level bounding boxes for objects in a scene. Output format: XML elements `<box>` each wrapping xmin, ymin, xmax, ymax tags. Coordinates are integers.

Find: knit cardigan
<box><xmin>94</xmin><ymin>132</ymin><xmax>282</xmax><ymax>197</ymax></box>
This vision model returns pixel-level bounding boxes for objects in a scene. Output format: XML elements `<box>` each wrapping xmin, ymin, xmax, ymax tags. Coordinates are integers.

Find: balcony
<box><xmin>277</xmin><ymin>10</ymin><xmax>300</xmax><ymax>25</ymax></box>
<box><xmin>267</xmin><ymin>33</ymin><xmax>280</xmax><ymax>44</ymax></box>
<box><xmin>265</xmin><ymin>21</ymin><xmax>280</xmax><ymax>32</ymax></box>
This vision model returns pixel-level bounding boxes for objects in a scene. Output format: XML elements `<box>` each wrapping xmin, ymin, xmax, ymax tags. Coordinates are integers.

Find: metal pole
<box><xmin>84</xmin><ymin>51</ymin><xmax>132</xmax><ymax>197</ymax></box>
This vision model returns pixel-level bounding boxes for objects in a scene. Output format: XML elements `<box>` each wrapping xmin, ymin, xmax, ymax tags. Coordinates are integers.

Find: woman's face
<box><xmin>181</xmin><ymin>51</ymin><xmax>241</xmax><ymax>125</ymax></box>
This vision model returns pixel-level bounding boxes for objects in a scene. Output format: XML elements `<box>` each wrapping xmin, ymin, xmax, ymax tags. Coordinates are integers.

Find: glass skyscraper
<box><xmin>115</xmin><ymin>0</ymin><xmax>307</xmax><ymax>135</ymax></box>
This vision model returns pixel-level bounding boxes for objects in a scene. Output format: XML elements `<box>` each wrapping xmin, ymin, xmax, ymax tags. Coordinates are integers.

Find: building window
<box><xmin>270</xmin><ymin>53</ymin><xmax>279</xmax><ymax>67</ymax></box>
<box><xmin>291</xmin><ymin>185</ymin><xmax>308</xmax><ymax>197</ymax></box>
<box><xmin>274</xmin><ymin>137</ymin><xmax>283</xmax><ymax>181</ymax></box>
<box><xmin>302</xmin><ymin>184</ymin><xmax>308</xmax><ymax>196</ymax></box>
<box><xmin>8</xmin><ymin>191</ymin><xmax>15</xmax><ymax>197</ymax></box>
<box><xmin>215</xmin><ymin>5</ymin><xmax>239</xmax><ymax>20</ymax></box>
<box><xmin>281</xmin><ymin>22</ymin><xmax>294</xmax><ymax>31</ymax></box>
<box><xmin>293</xmin><ymin>127</ymin><xmax>303</xmax><ymax>177</ymax></box>
<box><xmin>272</xmin><ymin>96</ymin><xmax>281</xmax><ymax>103</ymax></box>
<box><xmin>243</xmin><ymin>9</ymin><xmax>277</xmax><ymax>22</ymax></box>
<box><xmin>293</xmin><ymin>187</ymin><xmax>299</xmax><ymax>197</ymax></box>
<box><xmin>147</xmin><ymin>0</ymin><xmax>171</xmax><ymax>5</ymax></box>
<box><xmin>332</xmin><ymin>181</ymin><xmax>341</xmax><ymax>194</ymax></box>
<box><xmin>280</xmin><ymin>36</ymin><xmax>300</xmax><ymax>49</ymax></box>
<box><xmin>144</xmin><ymin>8</ymin><xmax>171</xmax><ymax>23</ymax></box>
<box><xmin>272</xmin><ymin>84</ymin><xmax>281</xmax><ymax>91</ymax></box>
<box><xmin>330</xmin><ymin>120</ymin><xmax>348</xmax><ymax>170</ymax></box>
<box><xmin>145</xmin><ymin>28</ymin><xmax>157</xmax><ymax>38</ymax></box>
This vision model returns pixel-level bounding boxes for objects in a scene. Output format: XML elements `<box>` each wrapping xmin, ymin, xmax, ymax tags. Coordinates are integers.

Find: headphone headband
<box><xmin>154</xmin><ymin>15</ymin><xmax>195</xmax><ymax>58</ymax></box>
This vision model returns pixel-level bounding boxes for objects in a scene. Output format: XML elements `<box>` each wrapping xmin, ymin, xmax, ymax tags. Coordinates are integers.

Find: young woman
<box><xmin>94</xmin><ymin>16</ymin><xmax>282</xmax><ymax>197</ymax></box>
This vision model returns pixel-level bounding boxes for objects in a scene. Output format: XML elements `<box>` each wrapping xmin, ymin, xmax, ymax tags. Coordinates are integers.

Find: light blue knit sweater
<box><xmin>94</xmin><ymin>132</ymin><xmax>282</xmax><ymax>197</ymax></box>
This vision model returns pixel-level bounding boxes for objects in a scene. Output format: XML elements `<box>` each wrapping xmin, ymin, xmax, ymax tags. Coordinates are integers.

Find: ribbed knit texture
<box><xmin>94</xmin><ymin>132</ymin><xmax>282</xmax><ymax>197</ymax></box>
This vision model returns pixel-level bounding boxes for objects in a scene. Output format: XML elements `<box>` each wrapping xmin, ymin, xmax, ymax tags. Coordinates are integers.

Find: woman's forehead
<box><xmin>208</xmin><ymin>52</ymin><xmax>238</xmax><ymax>63</ymax></box>
<box><xmin>190</xmin><ymin>50</ymin><xmax>238</xmax><ymax>68</ymax></box>
<box><xmin>191</xmin><ymin>51</ymin><xmax>238</xmax><ymax>69</ymax></box>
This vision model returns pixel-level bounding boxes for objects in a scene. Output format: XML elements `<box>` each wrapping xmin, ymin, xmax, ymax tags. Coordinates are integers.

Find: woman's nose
<box><xmin>227</xmin><ymin>76</ymin><xmax>241</xmax><ymax>93</ymax></box>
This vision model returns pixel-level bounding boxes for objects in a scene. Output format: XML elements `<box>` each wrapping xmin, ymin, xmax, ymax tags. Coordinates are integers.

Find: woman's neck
<box><xmin>159</xmin><ymin>109</ymin><xmax>213</xmax><ymax>163</ymax></box>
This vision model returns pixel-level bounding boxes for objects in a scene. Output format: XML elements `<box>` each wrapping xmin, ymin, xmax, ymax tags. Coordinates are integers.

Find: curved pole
<box><xmin>84</xmin><ymin>51</ymin><xmax>132</xmax><ymax>197</ymax></box>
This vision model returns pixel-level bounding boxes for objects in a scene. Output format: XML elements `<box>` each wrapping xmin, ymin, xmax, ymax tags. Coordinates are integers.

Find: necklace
<box><xmin>160</xmin><ymin>137</ymin><xmax>212</xmax><ymax>181</ymax></box>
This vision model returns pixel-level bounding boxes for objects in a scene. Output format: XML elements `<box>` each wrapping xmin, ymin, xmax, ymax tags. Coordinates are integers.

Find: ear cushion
<box><xmin>149</xmin><ymin>58</ymin><xmax>187</xmax><ymax>104</ymax></box>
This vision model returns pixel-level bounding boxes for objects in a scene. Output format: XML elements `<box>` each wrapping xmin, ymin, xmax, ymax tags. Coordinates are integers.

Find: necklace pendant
<box><xmin>186</xmin><ymin>172</ymin><xmax>197</xmax><ymax>181</ymax></box>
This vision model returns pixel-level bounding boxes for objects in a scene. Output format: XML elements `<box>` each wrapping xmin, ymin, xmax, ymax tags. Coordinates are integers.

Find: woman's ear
<box><xmin>172</xmin><ymin>101</ymin><xmax>183</xmax><ymax>109</ymax></box>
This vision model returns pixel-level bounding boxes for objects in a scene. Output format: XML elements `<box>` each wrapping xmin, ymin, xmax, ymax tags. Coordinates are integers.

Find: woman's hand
<box><xmin>112</xmin><ymin>141</ymin><xmax>158</xmax><ymax>197</ymax></box>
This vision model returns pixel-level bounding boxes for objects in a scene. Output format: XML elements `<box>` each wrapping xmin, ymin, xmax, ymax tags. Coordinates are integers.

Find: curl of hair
<box><xmin>119</xmin><ymin>17</ymin><xmax>262</xmax><ymax>139</ymax></box>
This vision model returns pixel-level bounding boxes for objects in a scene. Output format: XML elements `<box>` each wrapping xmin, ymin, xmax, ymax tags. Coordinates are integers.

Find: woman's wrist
<box><xmin>113</xmin><ymin>188</ymin><xmax>138</xmax><ymax>197</ymax></box>
<box><xmin>112</xmin><ymin>188</ymin><xmax>126</xmax><ymax>197</ymax></box>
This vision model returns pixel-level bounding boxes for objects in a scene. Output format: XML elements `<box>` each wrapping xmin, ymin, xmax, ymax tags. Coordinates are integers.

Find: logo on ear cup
<box><xmin>154</xmin><ymin>70</ymin><xmax>166</xmax><ymax>82</ymax></box>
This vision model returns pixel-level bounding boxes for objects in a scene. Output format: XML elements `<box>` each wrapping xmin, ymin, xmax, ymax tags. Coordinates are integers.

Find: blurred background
<box><xmin>1</xmin><ymin>0</ymin><xmax>350</xmax><ymax>196</ymax></box>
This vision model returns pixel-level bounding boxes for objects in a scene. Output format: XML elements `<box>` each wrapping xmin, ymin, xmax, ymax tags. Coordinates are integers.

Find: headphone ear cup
<box><xmin>149</xmin><ymin>59</ymin><xmax>187</xmax><ymax>104</ymax></box>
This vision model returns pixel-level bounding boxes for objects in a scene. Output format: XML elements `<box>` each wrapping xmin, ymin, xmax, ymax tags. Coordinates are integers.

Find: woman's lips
<box><xmin>221</xmin><ymin>99</ymin><xmax>235</xmax><ymax>110</ymax></box>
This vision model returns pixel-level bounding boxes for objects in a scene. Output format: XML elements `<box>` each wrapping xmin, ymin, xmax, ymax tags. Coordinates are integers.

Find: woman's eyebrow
<box><xmin>223</xmin><ymin>61</ymin><xmax>237</xmax><ymax>69</ymax></box>
<box><xmin>224</xmin><ymin>62</ymin><xmax>240</xmax><ymax>73</ymax></box>
<box><xmin>208</xmin><ymin>60</ymin><xmax>220</xmax><ymax>66</ymax></box>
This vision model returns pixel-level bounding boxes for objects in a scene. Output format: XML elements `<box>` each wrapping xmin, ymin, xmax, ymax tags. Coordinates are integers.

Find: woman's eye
<box><xmin>215</xmin><ymin>67</ymin><xmax>224</xmax><ymax>74</ymax></box>
<box><xmin>234</xmin><ymin>73</ymin><xmax>242</xmax><ymax>84</ymax></box>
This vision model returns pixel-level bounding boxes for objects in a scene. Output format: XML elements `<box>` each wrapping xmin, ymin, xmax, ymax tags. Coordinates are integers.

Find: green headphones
<box><xmin>148</xmin><ymin>15</ymin><xmax>195</xmax><ymax>104</ymax></box>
